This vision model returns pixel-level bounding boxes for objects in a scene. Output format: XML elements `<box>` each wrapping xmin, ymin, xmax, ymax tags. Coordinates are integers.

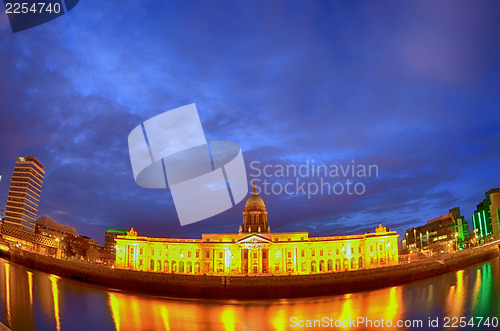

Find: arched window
<box><xmin>187</xmin><ymin>261</ymin><xmax>193</xmax><ymax>273</ymax></box>
<box><xmin>319</xmin><ymin>260</ymin><xmax>325</xmax><ymax>272</ymax></box>
<box><xmin>171</xmin><ymin>260</ymin><xmax>177</xmax><ymax>273</ymax></box>
<box><xmin>351</xmin><ymin>257</ymin><xmax>356</xmax><ymax>269</ymax></box>
<box><xmin>217</xmin><ymin>262</ymin><xmax>224</xmax><ymax>273</ymax></box>
<box><xmin>327</xmin><ymin>259</ymin><xmax>333</xmax><ymax>271</ymax></box>
<box><xmin>311</xmin><ymin>260</ymin><xmax>317</xmax><ymax>273</ymax></box>
<box><xmin>150</xmin><ymin>259</ymin><xmax>155</xmax><ymax>271</ymax></box>
<box><xmin>194</xmin><ymin>261</ymin><xmax>200</xmax><ymax>273</ymax></box>
<box><xmin>335</xmin><ymin>259</ymin><xmax>341</xmax><ymax>271</ymax></box>
<box><xmin>157</xmin><ymin>260</ymin><xmax>162</xmax><ymax>272</ymax></box>
<box><xmin>164</xmin><ymin>260</ymin><xmax>169</xmax><ymax>272</ymax></box>
<box><xmin>358</xmin><ymin>256</ymin><xmax>363</xmax><ymax>269</ymax></box>
<box><xmin>179</xmin><ymin>261</ymin><xmax>185</xmax><ymax>273</ymax></box>
<box><xmin>343</xmin><ymin>258</ymin><xmax>349</xmax><ymax>270</ymax></box>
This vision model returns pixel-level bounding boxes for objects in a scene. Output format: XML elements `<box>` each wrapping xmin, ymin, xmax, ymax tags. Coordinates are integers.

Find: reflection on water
<box><xmin>0</xmin><ymin>257</ymin><xmax>498</xmax><ymax>330</ymax></box>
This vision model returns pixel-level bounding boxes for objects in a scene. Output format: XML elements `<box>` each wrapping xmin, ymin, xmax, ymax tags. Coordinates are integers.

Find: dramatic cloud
<box><xmin>1</xmin><ymin>1</ymin><xmax>500</xmax><ymax>245</ymax></box>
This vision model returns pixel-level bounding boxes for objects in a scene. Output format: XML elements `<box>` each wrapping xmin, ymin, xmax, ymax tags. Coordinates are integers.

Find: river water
<box><xmin>0</xmin><ymin>257</ymin><xmax>498</xmax><ymax>330</ymax></box>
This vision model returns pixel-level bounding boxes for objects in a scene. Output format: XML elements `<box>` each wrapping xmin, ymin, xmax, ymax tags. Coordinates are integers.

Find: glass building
<box><xmin>471</xmin><ymin>188</ymin><xmax>500</xmax><ymax>242</ymax></box>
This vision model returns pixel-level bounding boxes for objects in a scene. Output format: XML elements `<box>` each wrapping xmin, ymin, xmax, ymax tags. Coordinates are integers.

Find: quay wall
<box><xmin>0</xmin><ymin>244</ymin><xmax>498</xmax><ymax>300</ymax></box>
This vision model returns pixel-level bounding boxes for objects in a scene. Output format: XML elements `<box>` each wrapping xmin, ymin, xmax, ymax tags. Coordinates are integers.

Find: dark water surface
<box><xmin>0</xmin><ymin>257</ymin><xmax>498</xmax><ymax>330</ymax></box>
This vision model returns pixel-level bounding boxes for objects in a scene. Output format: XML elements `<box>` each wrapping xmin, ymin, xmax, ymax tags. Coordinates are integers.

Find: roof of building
<box><xmin>106</xmin><ymin>229</ymin><xmax>129</xmax><ymax>234</ymax></box>
<box><xmin>36</xmin><ymin>216</ymin><xmax>77</xmax><ymax>235</ymax></box>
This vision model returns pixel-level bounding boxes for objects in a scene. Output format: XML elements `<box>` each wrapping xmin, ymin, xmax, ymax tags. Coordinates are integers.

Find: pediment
<box><xmin>237</xmin><ymin>234</ymin><xmax>271</xmax><ymax>244</ymax></box>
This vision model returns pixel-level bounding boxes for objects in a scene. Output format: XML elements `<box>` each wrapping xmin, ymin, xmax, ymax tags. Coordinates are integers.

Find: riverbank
<box><xmin>0</xmin><ymin>243</ymin><xmax>498</xmax><ymax>300</ymax></box>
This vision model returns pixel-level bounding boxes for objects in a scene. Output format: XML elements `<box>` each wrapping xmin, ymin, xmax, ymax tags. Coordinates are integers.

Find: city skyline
<box><xmin>1</xmin><ymin>1</ymin><xmax>500</xmax><ymax>245</ymax></box>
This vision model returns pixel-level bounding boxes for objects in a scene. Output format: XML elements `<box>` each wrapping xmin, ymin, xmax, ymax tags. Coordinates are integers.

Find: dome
<box><xmin>245</xmin><ymin>181</ymin><xmax>266</xmax><ymax>208</ymax></box>
<box><xmin>245</xmin><ymin>194</ymin><xmax>265</xmax><ymax>207</ymax></box>
<box><xmin>241</xmin><ymin>181</ymin><xmax>269</xmax><ymax>234</ymax></box>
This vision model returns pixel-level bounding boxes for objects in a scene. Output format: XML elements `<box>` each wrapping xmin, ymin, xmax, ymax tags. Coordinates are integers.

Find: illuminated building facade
<box><xmin>402</xmin><ymin>207</ymin><xmax>468</xmax><ymax>252</ymax></box>
<box><xmin>472</xmin><ymin>188</ymin><xmax>500</xmax><ymax>242</ymax></box>
<box><xmin>4</xmin><ymin>156</ymin><xmax>45</xmax><ymax>232</ymax></box>
<box><xmin>115</xmin><ymin>183</ymin><xmax>398</xmax><ymax>275</ymax></box>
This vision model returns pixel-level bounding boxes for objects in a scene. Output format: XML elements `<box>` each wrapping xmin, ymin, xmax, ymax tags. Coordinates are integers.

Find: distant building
<box><xmin>35</xmin><ymin>216</ymin><xmax>77</xmax><ymax>240</ymax></box>
<box><xmin>4</xmin><ymin>156</ymin><xmax>45</xmax><ymax>232</ymax></box>
<box><xmin>449</xmin><ymin>207</ymin><xmax>470</xmax><ymax>248</ymax></box>
<box><xmin>471</xmin><ymin>188</ymin><xmax>500</xmax><ymax>242</ymax></box>
<box><xmin>80</xmin><ymin>235</ymin><xmax>100</xmax><ymax>249</ymax></box>
<box><xmin>115</xmin><ymin>183</ymin><xmax>399</xmax><ymax>275</ymax></box>
<box><xmin>402</xmin><ymin>207</ymin><xmax>468</xmax><ymax>252</ymax></box>
<box><xmin>104</xmin><ymin>229</ymin><xmax>128</xmax><ymax>257</ymax></box>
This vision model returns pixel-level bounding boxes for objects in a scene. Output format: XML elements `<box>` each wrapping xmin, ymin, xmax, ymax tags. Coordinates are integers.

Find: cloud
<box><xmin>1</xmin><ymin>0</ymin><xmax>500</xmax><ymax>244</ymax></box>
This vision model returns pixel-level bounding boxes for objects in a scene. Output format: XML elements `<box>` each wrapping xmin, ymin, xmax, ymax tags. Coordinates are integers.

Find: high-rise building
<box><xmin>472</xmin><ymin>188</ymin><xmax>500</xmax><ymax>242</ymax></box>
<box><xmin>4</xmin><ymin>156</ymin><xmax>45</xmax><ymax>232</ymax></box>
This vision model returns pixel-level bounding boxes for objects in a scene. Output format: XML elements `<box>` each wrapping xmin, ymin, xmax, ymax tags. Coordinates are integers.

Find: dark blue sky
<box><xmin>1</xmin><ymin>1</ymin><xmax>499</xmax><ymax>245</ymax></box>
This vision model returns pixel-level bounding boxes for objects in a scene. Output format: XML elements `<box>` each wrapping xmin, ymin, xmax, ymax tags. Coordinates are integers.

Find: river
<box><xmin>0</xmin><ymin>257</ymin><xmax>498</xmax><ymax>330</ymax></box>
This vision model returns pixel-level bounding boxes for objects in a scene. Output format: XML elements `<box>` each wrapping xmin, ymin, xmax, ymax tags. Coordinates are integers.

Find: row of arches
<box><xmin>147</xmin><ymin>260</ymin><xmax>201</xmax><ymax>274</ymax></box>
<box><xmin>310</xmin><ymin>257</ymin><xmax>364</xmax><ymax>273</ymax></box>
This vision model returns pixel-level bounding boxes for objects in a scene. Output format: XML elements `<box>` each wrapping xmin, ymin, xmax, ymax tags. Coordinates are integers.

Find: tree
<box><xmin>61</xmin><ymin>235</ymin><xmax>90</xmax><ymax>260</ymax></box>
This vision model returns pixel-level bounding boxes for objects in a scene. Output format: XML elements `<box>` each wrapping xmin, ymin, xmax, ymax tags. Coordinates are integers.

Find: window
<box><xmin>188</xmin><ymin>251</ymin><xmax>191</xmax><ymax>258</ymax></box>
<box><xmin>263</xmin><ymin>251</ymin><xmax>267</xmax><ymax>259</ymax></box>
<box><xmin>320</xmin><ymin>250</ymin><xmax>323</xmax><ymax>256</ymax></box>
<box><xmin>312</xmin><ymin>250</ymin><xmax>315</xmax><ymax>257</ymax></box>
<box><xmin>151</xmin><ymin>249</ymin><xmax>154</xmax><ymax>256</ymax></box>
<box><xmin>358</xmin><ymin>247</ymin><xmax>362</xmax><ymax>253</ymax></box>
<box><xmin>380</xmin><ymin>245</ymin><xmax>383</xmax><ymax>251</ymax></box>
<box><xmin>274</xmin><ymin>238</ymin><xmax>278</xmax><ymax>242</ymax></box>
<box><xmin>244</xmin><ymin>251</ymin><xmax>248</xmax><ymax>259</ymax></box>
<box><xmin>288</xmin><ymin>238</ymin><xmax>291</xmax><ymax>241</ymax></box>
<box><xmin>301</xmin><ymin>237</ymin><xmax>304</xmax><ymax>241</ymax></box>
<box><xmin>205</xmin><ymin>251</ymin><xmax>210</xmax><ymax>258</ymax></box>
<box><xmin>336</xmin><ymin>249</ymin><xmax>339</xmax><ymax>255</ymax></box>
<box><xmin>351</xmin><ymin>247</ymin><xmax>354</xmax><ymax>254</ymax></box>
<box><xmin>370</xmin><ymin>246</ymin><xmax>373</xmax><ymax>252</ymax></box>
<box><xmin>140</xmin><ymin>248</ymin><xmax>143</xmax><ymax>255</ymax></box>
<box><xmin>253</xmin><ymin>252</ymin><xmax>257</xmax><ymax>259</ymax></box>
<box><xmin>196</xmin><ymin>251</ymin><xmax>200</xmax><ymax>258</ymax></box>
<box><xmin>287</xmin><ymin>252</ymin><xmax>291</xmax><ymax>258</ymax></box>
<box><xmin>301</xmin><ymin>250</ymin><xmax>305</xmax><ymax>257</ymax></box>
<box><xmin>219</xmin><ymin>252</ymin><xmax>223</xmax><ymax>259</ymax></box>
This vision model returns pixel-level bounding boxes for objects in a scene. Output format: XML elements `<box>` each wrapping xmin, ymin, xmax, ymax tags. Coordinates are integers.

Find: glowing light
<box><xmin>220</xmin><ymin>306</ymin><xmax>236</xmax><ymax>331</ymax></box>
<box><xmin>50</xmin><ymin>275</ymin><xmax>61</xmax><ymax>331</ymax></box>
<box><xmin>27</xmin><ymin>271</ymin><xmax>33</xmax><ymax>306</ymax></box>
<box><xmin>109</xmin><ymin>293</ymin><xmax>121</xmax><ymax>331</ymax></box>
<box><xmin>5</xmin><ymin>263</ymin><xmax>11</xmax><ymax>326</ymax></box>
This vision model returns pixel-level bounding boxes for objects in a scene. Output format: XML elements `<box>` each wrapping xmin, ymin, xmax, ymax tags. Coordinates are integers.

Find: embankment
<box><xmin>0</xmin><ymin>244</ymin><xmax>498</xmax><ymax>300</ymax></box>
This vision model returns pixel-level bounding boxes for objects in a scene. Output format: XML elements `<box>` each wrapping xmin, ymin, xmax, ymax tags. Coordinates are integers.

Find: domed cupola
<box><xmin>241</xmin><ymin>181</ymin><xmax>269</xmax><ymax>233</ymax></box>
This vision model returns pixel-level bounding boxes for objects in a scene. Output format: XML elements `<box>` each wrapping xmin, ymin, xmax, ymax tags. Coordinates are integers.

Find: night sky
<box><xmin>1</xmin><ymin>1</ymin><xmax>500</xmax><ymax>246</ymax></box>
